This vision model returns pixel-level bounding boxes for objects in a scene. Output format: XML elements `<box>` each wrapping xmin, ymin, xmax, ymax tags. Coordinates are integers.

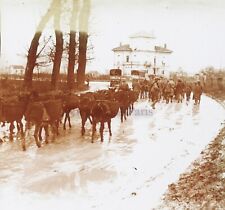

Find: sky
<box><xmin>1</xmin><ymin>0</ymin><xmax>225</xmax><ymax>74</ymax></box>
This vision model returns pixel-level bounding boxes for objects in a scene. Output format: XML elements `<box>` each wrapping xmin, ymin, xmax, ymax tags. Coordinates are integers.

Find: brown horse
<box><xmin>62</xmin><ymin>93</ymin><xmax>80</xmax><ymax>130</ymax></box>
<box><xmin>24</xmin><ymin>99</ymin><xmax>63</xmax><ymax>151</ymax></box>
<box><xmin>79</xmin><ymin>92</ymin><xmax>95</xmax><ymax>135</ymax></box>
<box><xmin>91</xmin><ymin>100</ymin><xmax>119</xmax><ymax>143</ymax></box>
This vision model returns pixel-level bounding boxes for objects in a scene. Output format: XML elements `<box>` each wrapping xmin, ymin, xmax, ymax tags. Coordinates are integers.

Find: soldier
<box><xmin>185</xmin><ymin>83</ymin><xmax>192</xmax><ymax>102</ymax></box>
<box><xmin>193</xmin><ymin>81</ymin><xmax>203</xmax><ymax>105</ymax></box>
<box><xmin>143</xmin><ymin>79</ymin><xmax>149</xmax><ymax>98</ymax></box>
<box><xmin>175</xmin><ymin>79</ymin><xmax>184</xmax><ymax>103</ymax></box>
<box><xmin>164</xmin><ymin>79</ymin><xmax>174</xmax><ymax>103</ymax></box>
<box><xmin>149</xmin><ymin>78</ymin><xmax>160</xmax><ymax>109</ymax></box>
<box><xmin>119</xmin><ymin>80</ymin><xmax>129</xmax><ymax>91</ymax></box>
<box><xmin>132</xmin><ymin>80</ymin><xmax>140</xmax><ymax>93</ymax></box>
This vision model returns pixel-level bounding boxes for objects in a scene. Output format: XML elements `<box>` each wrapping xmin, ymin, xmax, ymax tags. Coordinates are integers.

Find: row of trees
<box><xmin>23</xmin><ymin>0</ymin><xmax>91</xmax><ymax>90</ymax></box>
<box><xmin>199</xmin><ymin>67</ymin><xmax>225</xmax><ymax>90</ymax></box>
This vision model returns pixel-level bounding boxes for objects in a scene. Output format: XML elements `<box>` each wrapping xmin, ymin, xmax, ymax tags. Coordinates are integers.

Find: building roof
<box><xmin>112</xmin><ymin>44</ymin><xmax>132</xmax><ymax>52</ymax></box>
<box><xmin>154</xmin><ymin>46</ymin><xmax>173</xmax><ymax>54</ymax></box>
<box><xmin>112</xmin><ymin>43</ymin><xmax>173</xmax><ymax>54</ymax></box>
<box><xmin>129</xmin><ymin>31</ymin><xmax>155</xmax><ymax>39</ymax></box>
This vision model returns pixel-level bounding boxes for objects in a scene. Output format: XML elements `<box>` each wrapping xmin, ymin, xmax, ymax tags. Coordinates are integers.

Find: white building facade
<box><xmin>112</xmin><ymin>32</ymin><xmax>173</xmax><ymax>77</ymax></box>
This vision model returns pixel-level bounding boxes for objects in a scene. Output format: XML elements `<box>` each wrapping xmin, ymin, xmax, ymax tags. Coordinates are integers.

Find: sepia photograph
<box><xmin>0</xmin><ymin>0</ymin><xmax>225</xmax><ymax>209</ymax></box>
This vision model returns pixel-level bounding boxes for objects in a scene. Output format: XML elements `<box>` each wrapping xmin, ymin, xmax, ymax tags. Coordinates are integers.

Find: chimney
<box><xmin>164</xmin><ymin>43</ymin><xmax>167</xmax><ymax>49</ymax></box>
<box><xmin>120</xmin><ymin>42</ymin><xmax>122</xmax><ymax>46</ymax></box>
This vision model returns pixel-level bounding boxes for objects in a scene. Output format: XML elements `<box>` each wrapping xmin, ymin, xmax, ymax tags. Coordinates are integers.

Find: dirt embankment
<box><xmin>161</xmin><ymin>91</ymin><xmax>225</xmax><ymax>210</ymax></box>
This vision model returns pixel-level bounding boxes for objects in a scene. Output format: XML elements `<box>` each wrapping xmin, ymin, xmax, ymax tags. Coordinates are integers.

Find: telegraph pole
<box><xmin>154</xmin><ymin>56</ymin><xmax>156</xmax><ymax>75</ymax></box>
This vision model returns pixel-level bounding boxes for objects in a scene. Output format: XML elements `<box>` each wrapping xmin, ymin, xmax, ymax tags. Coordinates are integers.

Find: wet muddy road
<box><xmin>0</xmin><ymin>82</ymin><xmax>225</xmax><ymax>210</ymax></box>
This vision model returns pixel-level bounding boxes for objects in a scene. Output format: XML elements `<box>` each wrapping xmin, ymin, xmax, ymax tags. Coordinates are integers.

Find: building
<box><xmin>112</xmin><ymin>32</ymin><xmax>173</xmax><ymax>77</ymax></box>
<box><xmin>9</xmin><ymin>65</ymin><xmax>24</xmax><ymax>75</ymax></box>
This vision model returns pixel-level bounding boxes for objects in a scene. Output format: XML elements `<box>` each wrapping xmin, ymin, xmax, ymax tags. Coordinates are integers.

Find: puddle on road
<box><xmin>25</xmin><ymin>167</ymin><xmax>117</xmax><ymax>195</ymax></box>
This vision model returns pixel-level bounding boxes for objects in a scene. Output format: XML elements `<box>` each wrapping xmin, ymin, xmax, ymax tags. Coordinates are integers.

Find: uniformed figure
<box><xmin>193</xmin><ymin>81</ymin><xmax>203</xmax><ymax>105</ymax></box>
<box><xmin>119</xmin><ymin>80</ymin><xmax>129</xmax><ymax>91</ymax></box>
<box><xmin>185</xmin><ymin>83</ymin><xmax>192</xmax><ymax>102</ymax></box>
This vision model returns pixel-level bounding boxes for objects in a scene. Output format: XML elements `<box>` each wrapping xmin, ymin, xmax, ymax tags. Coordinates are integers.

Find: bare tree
<box><xmin>23</xmin><ymin>0</ymin><xmax>57</xmax><ymax>89</ymax></box>
<box><xmin>67</xmin><ymin>0</ymin><xmax>79</xmax><ymax>90</ymax></box>
<box><xmin>51</xmin><ymin>0</ymin><xmax>63</xmax><ymax>89</ymax></box>
<box><xmin>77</xmin><ymin>0</ymin><xmax>91</xmax><ymax>87</ymax></box>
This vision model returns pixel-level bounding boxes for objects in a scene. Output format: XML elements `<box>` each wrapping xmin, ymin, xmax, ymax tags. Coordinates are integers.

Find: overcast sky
<box><xmin>1</xmin><ymin>0</ymin><xmax>225</xmax><ymax>73</ymax></box>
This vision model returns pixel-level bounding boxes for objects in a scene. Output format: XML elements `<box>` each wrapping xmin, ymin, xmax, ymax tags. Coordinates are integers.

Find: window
<box><xmin>126</xmin><ymin>56</ymin><xmax>129</xmax><ymax>62</ymax></box>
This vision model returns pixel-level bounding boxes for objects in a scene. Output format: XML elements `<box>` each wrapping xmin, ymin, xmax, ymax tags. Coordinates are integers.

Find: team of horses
<box><xmin>0</xmin><ymin>77</ymin><xmax>202</xmax><ymax>151</ymax></box>
<box><xmin>0</xmin><ymin>87</ymin><xmax>139</xmax><ymax>150</ymax></box>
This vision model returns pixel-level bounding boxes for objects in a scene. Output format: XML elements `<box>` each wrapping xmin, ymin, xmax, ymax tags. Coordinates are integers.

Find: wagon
<box><xmin>109</xmin><ymin>69</ymin><xmax>122</xmax><ymax>88</ymax></box>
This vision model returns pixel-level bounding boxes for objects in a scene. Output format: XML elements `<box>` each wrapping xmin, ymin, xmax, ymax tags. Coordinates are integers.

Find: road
<box><xmin>0</xmin><ymin>81</ymin><xmax>225</xmax><ymax>210</ymax></box>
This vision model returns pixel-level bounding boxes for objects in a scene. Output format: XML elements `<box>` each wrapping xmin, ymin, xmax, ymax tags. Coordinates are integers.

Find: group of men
<box><xmin>117</xmin><ymin>77</ymin><xmax>203</xmax><ymax>109</ymax></box>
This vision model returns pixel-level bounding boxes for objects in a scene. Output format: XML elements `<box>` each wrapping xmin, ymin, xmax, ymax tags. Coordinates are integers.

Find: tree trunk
<box><xmin>23</xmin><ymin>0</ymin><xmax>57</xmax><ymax>89</ymax></box>
<box><xmin>24</xmin><ymin>32</ymin><xmax>42</xmax><ymax>88</ymax></box>
<box><xmin>77</xmin><ymin>32</ymin><xmax>88</xmax><ymax>87</ymax></box>
<box><xmin>51</xmin><ymin>0</ymin><xmax>63</xmax><ymax>90</ymax></box>
<box><xmin>67</xmin><ymin>31</ymin><xmax>76</xmax><ymax>89</ymax></box>
<box><xmin>51</xmin><ymin>30</ymin><xmax>63</xmax><ymax>89</ymax></box>
<box><xmin>67</xmin><ymin>0</ymin><xmax>79</xmax><ymax>90</ymax></box>
<box><xmin>77</xmin><ymin>0</ymin><xmax>91</xmax><ymax>87</ymax></box>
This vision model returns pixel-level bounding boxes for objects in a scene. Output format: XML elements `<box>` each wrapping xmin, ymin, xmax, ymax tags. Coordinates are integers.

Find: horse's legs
<box><xmin>63</xmin><ymin>111</ymin><xmax>71</xmax><ymax>130</ymax></box>
<box><xmin>120</xmin><ymin>106</ymin><xmax>127</xmax><ymax>122</ymax></box>
<box><xmin>81</xmin><ymin>118</ymin><xmax>86</xmax><ymax>135</ymax></box>
<box><xmin>34</xmin><ymin>123</ymin><xmax>41</xmax><ymax>148</ymax></box>
<box><xmin>50</xmin><ymin>122</ymin><xmax>57</xmax><ymax>142</ymax></box>
<box><xmin>19</xmin><ymin>121</ymin><xmax>24</xmax><ymax>137</ymax></box>
<box><xmin>1</xmin><ymin>122</ymin><xmax>5</xmax><ymax>127</ymax></box>
<box><xmin>129</xmin><ymin>103</ymin><xmax>133</xmax><ymax>115</ymax></box>
<box><xmin>67</xmin><ymin>115</ymin><xmax>71</xmax><ymax>129</ymax></box>
<box><xmin>128</xmin><ymin>105</ymin><xmax>131</xmax><ymax>115</ymax></box>
<box><xmin>9</xmin><ymin>122</ymin><xmax>14</xmax><ymax>141</ymax></box>
<box><xmin>124</xmin><ymin>107</ymin><xmax>127</xmax><ymax>120</ymax></box>
<box><xmin>21</xmin><ymin>136</ymin><xmax>26</xmax><ymax>151</ymax></box>
<box><xmin>81</xmin><ymin>112</ymin><xmax>87</xmax><ymax>135</ymax></box>
<box><xmin>120</xmin><ymin>107</ymin><xmax>123</xmax><ymax>123</ymax></box>
<box><xmin>63</xmin><ymin>112</ymin><xmax>67</xmax><ymax>130</ymax></box>
<box><xmin>39</xmin><ymin>126</ymin><xmax>43</xmax><ymax>141</ymax></box>
<box><xmin>88</xmin><ymin>116</ymin><xmax>92</xmax><ymax>124</ymax></box>
<box><xmin>43</xmin><ymin>124</ymin><xmax>49</xmax><ymax>144</ymax></box>
<box><xmin>18</xmin><ymin>121</ymin><xmax>25</xmax><ymax>151</ymax></box>
<box><xmin>91</xmin><ymin>120</ymin><xmax>96</xmax><ymax>143</ymax></box>
<box><xmin>198</xmin><ymin>94</ymin><xmax>202</xmax><ymax>104</ymax></box>
<box><xmin>108</xmin><ymin>119</ymin><xmax>112</xmax><ymax>136</ymax></box>
<box><xmin>152</xmin><ymin>97</ymin><xmax>157</xmax><ymax>109</ymax></box>
<box><xmin>100</xmin><ymin>121</ymin><xmax>104</xmax><ymax>142</ymax></box>
<box><xmin>16</xmin><ymin>122</ymin><xmax>20</xmax><ymax>132</ymax></box>
<box><xmin>56</xmin><ymin>120</ymin><xmax>60</xmax><ymax>136</ymax></box>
